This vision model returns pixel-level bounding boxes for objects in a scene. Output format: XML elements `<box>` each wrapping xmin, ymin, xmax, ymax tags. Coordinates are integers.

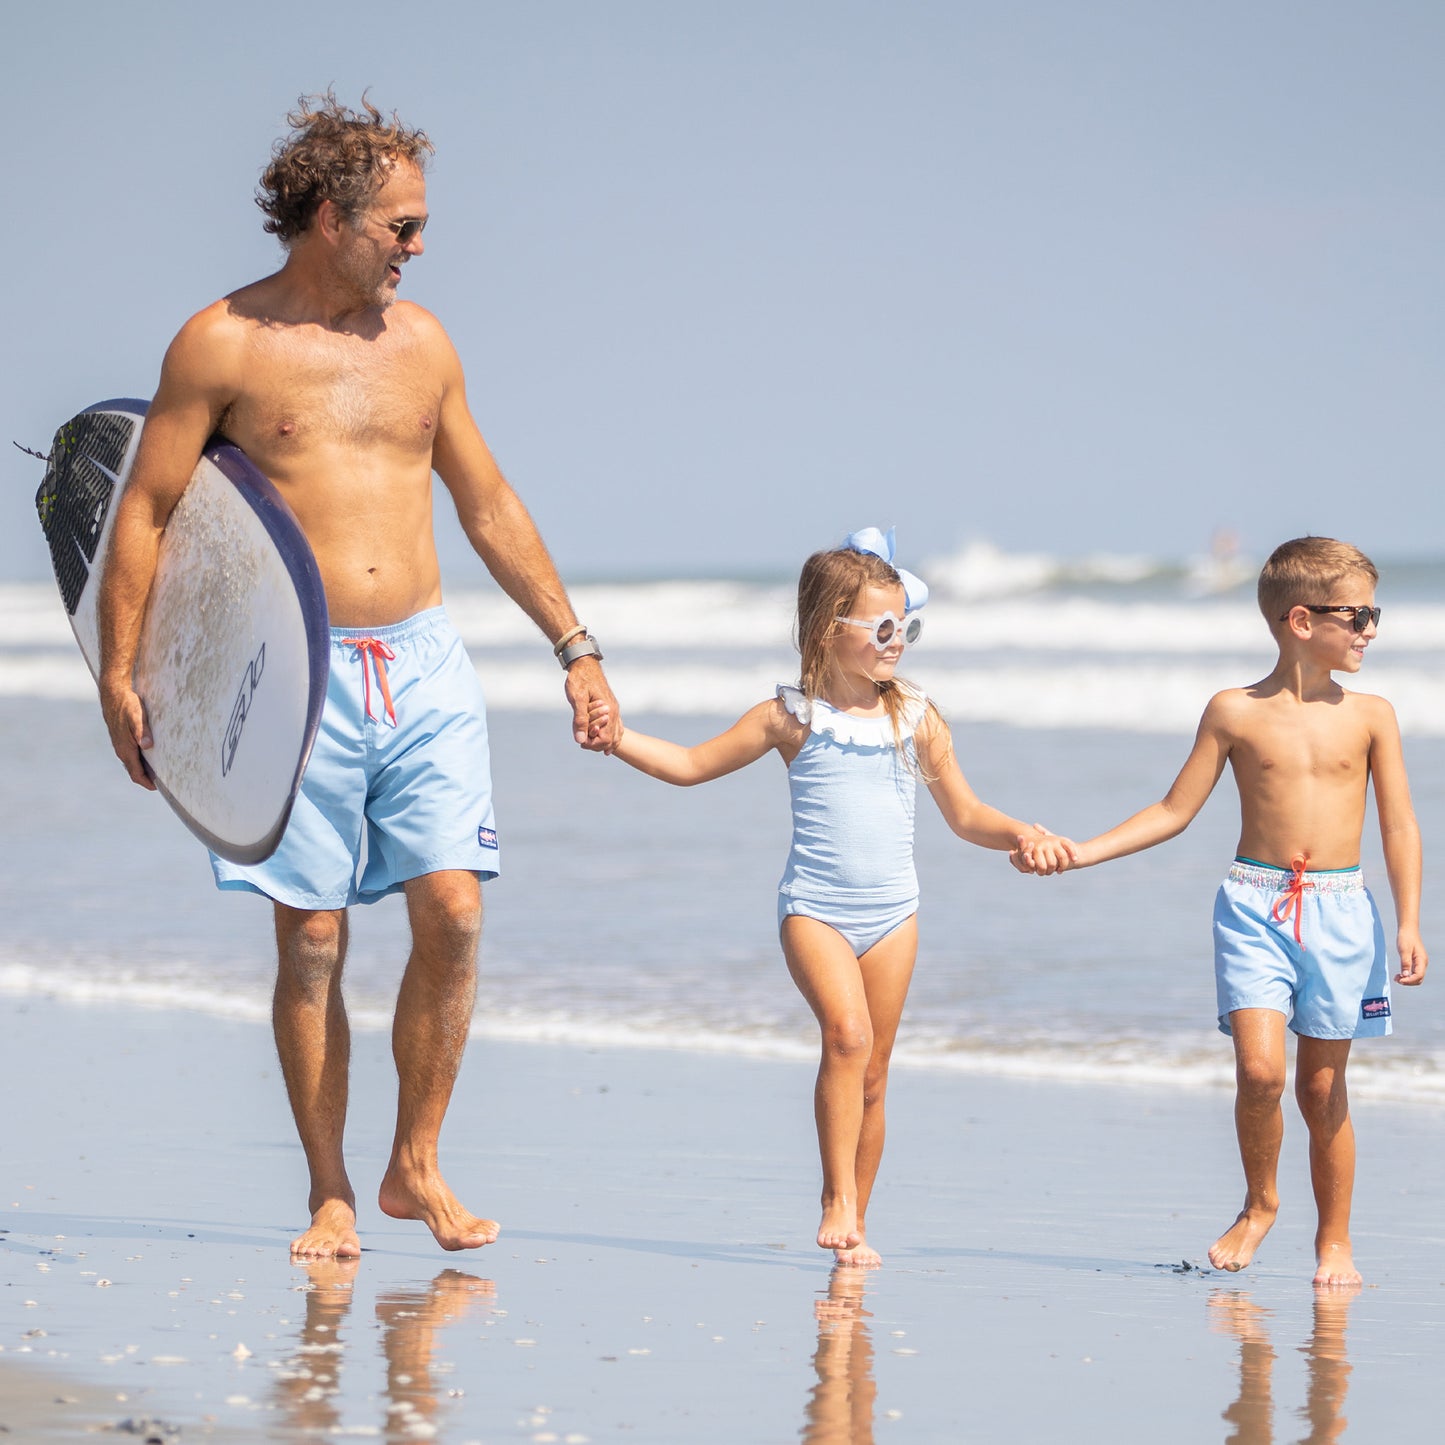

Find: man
<box><xmin>98</xmin><ymin>95</ymin><xmax>620</xmax><ymax>1259</ymax></box>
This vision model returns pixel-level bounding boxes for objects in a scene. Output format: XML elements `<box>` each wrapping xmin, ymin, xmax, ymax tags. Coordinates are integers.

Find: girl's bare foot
<box><xmin>834</xmin><ymin>1235</ymin><xmax>882</xmax><ymax>1268</ymax></box>
<box><xmin>817</xmin><ymin>1200</ymin><xmax>861</xmax><ymax>1252</ymax></box>
<box><xmin>1313</xmin><ymin>1240</ymin><xmax>1362</xmax><ymax>1288</ymax></box>
<box><xmin>1208</xmin><ymin>1206</ymin><xmax>1278</xmax><ymax>1272</ymax></box>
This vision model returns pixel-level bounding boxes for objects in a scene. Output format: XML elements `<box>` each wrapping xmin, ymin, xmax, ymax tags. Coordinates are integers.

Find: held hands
<box><xmin>1009</xmin><ymin>823</ymin><xmax>1079</xmax><ymax>876</ymax></box>
<box><xmin>1395</xmin><ymin>929</ymin><xmax>1429</xmax><ymax>986</ymax></box>
<box><xmin>567</xmin><ymin>658</ymin><xmax>621</xmax><ymax>752</ymax></box>
<box><xmin>585</xmin><ymin>696</ymin><xmax>619</xmax><ymax>750</ymax></box>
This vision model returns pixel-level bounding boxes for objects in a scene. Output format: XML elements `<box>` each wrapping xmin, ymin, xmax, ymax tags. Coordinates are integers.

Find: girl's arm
<box><xmin>1367</xmin><ymin>697</ymin><xmax>1427</xmax><ymax>985</ymax></box>
<box><xmin>1066</xmin><ymin>694</ymin><xmax>1234</xmax><ymax>869</ymax></box>
<box><xmin>918</xmin><ymin>710</ymin><xmax>1075</xmax><ymax>867</ymax></box>
<box><xmin>610</xmin><ymin>697</ymin><xmax>797</xmax><ymax>786</ymax></box>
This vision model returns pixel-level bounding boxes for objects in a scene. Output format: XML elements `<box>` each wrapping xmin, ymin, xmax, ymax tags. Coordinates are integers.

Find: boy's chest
<box><xmin>1234</xmin><ymin>715</ymin><xmax>1371</xmax><ymax>784</ymax></box>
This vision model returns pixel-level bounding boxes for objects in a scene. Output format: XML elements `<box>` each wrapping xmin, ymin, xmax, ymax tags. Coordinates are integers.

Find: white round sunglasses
<box><xmin>837</xmin><ymin>610</ymin><xmax>924</xmax><ymax>650</ymax></box>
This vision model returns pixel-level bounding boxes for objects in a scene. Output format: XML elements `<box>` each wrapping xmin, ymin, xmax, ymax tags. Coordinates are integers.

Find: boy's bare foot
<box><xmin>1312</xmin><ymin>1241</ymin><xmax>1362</xmax><ymax>1288</ymax></box>
<box><xmin>1208</xmin><ymin>1206</ymin><xmax>1278</xmax><ymax>1272</ymax></box>
<box><xmin>817</xmin><ymin>1201</ymin><xmax>861</xmax><ymax>1252</ymax></box>
<box><xmin>834</xmin><ymin>1236</ymin><xmax>882</xmax><ymax>1269</ymax></box>
<box><xmin>291</xmin><ymin>1197</ymin><xmax>361</xmax><ymax>1258</ymax></box>
<box><xmin>1206</xmin><ymin>1288</ymin><xmax>1272</xmax><ymax>1339</ymax></box>
<box><xmin>378</xmin><ymin>1168</ymin><xmax>499</xmax><ymax>1251</ymax></box>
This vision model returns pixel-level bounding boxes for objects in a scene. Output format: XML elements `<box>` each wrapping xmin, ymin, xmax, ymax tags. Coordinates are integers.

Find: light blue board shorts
<box><xmin>1212</xmin><ymin>858</ymin><xmax>1390</xmax><ymax>1040</ymax></box>
<box><xmin>778</xmin><ymin>893</ymin><xmax>919</xmax><ymax>957</ymax></box>
<box><xmin>211</xmin><ymin>608</ymin><xmax>498</xmax><ymax>909</ymax></box>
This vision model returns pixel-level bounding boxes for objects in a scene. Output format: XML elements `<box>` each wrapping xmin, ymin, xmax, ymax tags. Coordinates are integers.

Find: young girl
<box><xmin>594</xmin><ymin>529</ymin><xmax>1075</xmax><ymax>1266</ymax></box>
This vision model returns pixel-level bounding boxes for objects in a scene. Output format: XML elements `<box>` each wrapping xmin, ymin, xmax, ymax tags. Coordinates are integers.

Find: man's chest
<box><xmin>224</xmin><ymin>337</ymin><xmax>443</xmax><ymax>454</ymax></box>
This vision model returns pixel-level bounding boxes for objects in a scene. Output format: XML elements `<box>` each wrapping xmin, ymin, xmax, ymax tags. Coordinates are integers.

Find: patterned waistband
<box><xmin>1226</xmin><ymin>859</ymin><xmax>1364</xmax><ymax>895</ymax></box>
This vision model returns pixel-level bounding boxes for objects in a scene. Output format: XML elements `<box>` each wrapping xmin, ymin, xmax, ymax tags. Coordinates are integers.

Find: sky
<box><xmin>9</xmin><ymin>1</ymin><xmax>1443</xmax><ymax>583</ymax></box>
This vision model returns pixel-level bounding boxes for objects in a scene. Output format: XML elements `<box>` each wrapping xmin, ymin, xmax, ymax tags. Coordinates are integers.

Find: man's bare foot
<box><xmin>291</xmin><ymin>1197</ymin><xmax>361</xmax><ymax>1259</ymax></box>
<box><xmin>1313</xmin><ymin>1240</ymin><xmax>1362</xmax><ymax>1288</ymax></box>
<box><xmin>378</xmin><ymin>1168</ymin><xmax>499</xmax><ymax>1251</ymax></box>
<box><xmin>817</xmin><ymin>1200</ymin><xmax>861</xmax><ymax>1252</ymax></box>
<box><xmin>834</xmin><ymin>1236</ymin><xmax>882</xmax><ymax>1268</ymax></box>
<box><xmin>1209</xmin><ymin>1206</ymin><xmax>1277</xmax><ymax>1272</ymax></box>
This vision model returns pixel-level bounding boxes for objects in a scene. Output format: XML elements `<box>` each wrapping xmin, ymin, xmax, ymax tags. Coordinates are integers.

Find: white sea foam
<box><xmin>8</xmin><ymin>564</ymin><xmax>1444</xmax><ymax>734</ymax></box>
<box><xmin>3</xmin><ymin>962</ymin><xmax>1442</xmax><ymax>1104</ymax></box>
<box><xmin>9</xmin><ymin>645</ymin><xmax>1445</xmax><ymax>734</ymax></box>
<box><xmin>10</xmin><ymin>579</ymin><xmax>1445</xmax><ymax>656</ymax></box>
<box><xmin>0</xmin><ymin>651</ymin><xmax>96</xmax><ymax>698</ymax></box>
<box><xmin>921</xmin><ymin>540</ymin><xmax>1170</xmax><ymax>598</ymax></box>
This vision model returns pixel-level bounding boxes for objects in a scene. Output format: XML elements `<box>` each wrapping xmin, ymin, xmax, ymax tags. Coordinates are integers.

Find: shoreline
<box><xmin>6</xmin><ymin>974</ymin><xmax>1445</xmax><ymax>1107</ymax></box>
<box><xmin>6</xmin><ymin>995</ymin><xmax>1445</xmax><ymax>1441</ymax></box>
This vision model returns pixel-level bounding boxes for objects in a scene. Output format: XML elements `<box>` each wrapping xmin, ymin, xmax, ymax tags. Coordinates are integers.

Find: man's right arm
<box><xmin>98</xmin><ymin>308</ymin><xmax>237</xmax><ymax>787</ymax></box>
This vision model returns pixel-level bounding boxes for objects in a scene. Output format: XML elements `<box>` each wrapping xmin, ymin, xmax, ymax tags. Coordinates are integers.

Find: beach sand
<box><xmin>4</xmin><ymin>996</ymin><xmax>1444</xmax><ymax>1442</ymax></box>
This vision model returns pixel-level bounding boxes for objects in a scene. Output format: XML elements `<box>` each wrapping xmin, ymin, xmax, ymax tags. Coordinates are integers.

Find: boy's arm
<box><xmin>610</xmin><ymin>697</ymin><xmax>791</xmax><ymax>786</ymax></box>
<box><xmin>919</xmin><ymin>712</ymin><xmax>1077</xmax><ymax>871</ymax></box>
<box><xmin>1069</xmin><ymin>694</ymin><xmax>1234</xmax><ymax>869</ymax></box>
<box><xmin>1367</xmin><ymin>698</ymin><xmax>1428</xmax><ymax>985</ymax></box>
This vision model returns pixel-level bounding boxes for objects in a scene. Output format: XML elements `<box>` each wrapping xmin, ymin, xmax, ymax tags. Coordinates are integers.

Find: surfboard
<box><xmin>34</xmin><ymin>398</ymin><xmax>329</xmax><ymax>864</ymax></box>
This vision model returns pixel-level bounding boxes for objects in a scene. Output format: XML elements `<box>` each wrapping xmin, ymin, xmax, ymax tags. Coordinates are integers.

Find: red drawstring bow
<box><xmin>342</xmin><ymin>637</ymin><xmax>397</xmax><ymax>727</ymax></box>
<box><xmin>1270</xmin><ymin>853</ymin><xmax>1311</xmax><ymax>950</ymax></box>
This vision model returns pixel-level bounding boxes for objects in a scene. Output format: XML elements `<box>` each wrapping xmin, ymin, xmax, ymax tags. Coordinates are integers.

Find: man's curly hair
<box><xmin>256</xmin><ymin>92</ymin><xmax>434</xmax><ymax>243</ymax></box>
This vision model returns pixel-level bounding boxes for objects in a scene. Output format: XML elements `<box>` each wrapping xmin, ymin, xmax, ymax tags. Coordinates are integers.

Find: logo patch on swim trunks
<box><xmin>477</xmin><ymin>826</ymin><xmax>498</xmax><ymax>850</ymax></box>
<box><xmin>1361</xmin><ymin>996</ymin><xmax>1391</xmax><ymax>1019</ymax></box>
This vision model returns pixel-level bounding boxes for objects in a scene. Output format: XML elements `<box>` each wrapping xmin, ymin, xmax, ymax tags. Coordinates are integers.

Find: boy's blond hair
<box><xmin>1257</xmin><ymin>537</ymin><xmax>1378</xmax><ymax>635</ymax></box>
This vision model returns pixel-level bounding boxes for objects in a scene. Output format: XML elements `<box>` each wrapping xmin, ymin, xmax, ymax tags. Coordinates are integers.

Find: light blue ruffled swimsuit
<box><xmin>776</xmin><ymin>682</ymin><xmax>927</xmax><ymax>955</ymax></box>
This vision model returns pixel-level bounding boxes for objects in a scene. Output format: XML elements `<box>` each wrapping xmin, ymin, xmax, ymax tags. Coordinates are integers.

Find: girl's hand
<box><xmin>1012</xmin><ymin>826</ymin><xmax>1078</xmax><ymax>876</ymax></box>
<box><xmin>1029</xmin><ymin>834</ymin><xmax>1079</xmax><ymax>875</ymax></box>
<box><xmin>587</xmin><ymin>697</ymin><xmax>614</xmax><ymax>744</ymax></box>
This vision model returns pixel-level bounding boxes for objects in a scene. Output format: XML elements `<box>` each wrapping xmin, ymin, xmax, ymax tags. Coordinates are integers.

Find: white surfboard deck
<box><xmin>35</xmin><ymin>398</ymin><xmax>329</xmax><ymax>864</ymax></box>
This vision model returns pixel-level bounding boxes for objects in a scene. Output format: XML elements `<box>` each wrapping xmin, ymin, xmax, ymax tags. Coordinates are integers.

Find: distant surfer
<box><xmin>97</xmin><ymin>94</ymin><xmax>620</xmax><ymax>1258</ymax></box>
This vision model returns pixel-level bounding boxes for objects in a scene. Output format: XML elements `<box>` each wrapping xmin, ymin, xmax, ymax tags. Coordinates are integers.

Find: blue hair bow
<box><xmin>841</xmin><ymin>527</ymin><xmax>930</xmax><ymax>613</ymax></box>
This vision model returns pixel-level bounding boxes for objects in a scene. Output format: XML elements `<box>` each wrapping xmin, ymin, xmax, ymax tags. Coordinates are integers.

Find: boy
<box><xmin>1023</xmin><ymin>537</ymin><xmax>1426</xmax><ymax>1285</ymax></box>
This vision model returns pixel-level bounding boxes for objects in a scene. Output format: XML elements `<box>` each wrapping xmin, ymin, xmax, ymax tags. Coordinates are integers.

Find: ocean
<box><xmin>4</xmin><ymin>541</ymin><xmax>1444</xmax><ymax>1102</ymax></box>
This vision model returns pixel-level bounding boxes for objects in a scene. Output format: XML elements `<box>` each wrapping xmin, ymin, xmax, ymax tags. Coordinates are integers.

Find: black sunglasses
<box><xmin>1278</xmin><ymin>604</ymin><xmax>1381</xmax><ymax>633</ymax></box>
<box><xmin>376</xmin><ymin>214</ymin><xmax>428</xmax><ymax>245</ymax></box>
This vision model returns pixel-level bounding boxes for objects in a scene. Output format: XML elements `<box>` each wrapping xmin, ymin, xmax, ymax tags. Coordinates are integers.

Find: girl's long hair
<box><xmin>795</xmin><ymin>546</ymin><xmax>921</xmax><ymax>758</ymax></box>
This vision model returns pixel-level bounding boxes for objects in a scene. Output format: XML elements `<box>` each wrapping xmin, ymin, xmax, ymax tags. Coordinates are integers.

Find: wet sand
<box><xmin>4</xmin><ymin>995</ymin><xmax>1444</xmax><ymax>1442</ymax></box>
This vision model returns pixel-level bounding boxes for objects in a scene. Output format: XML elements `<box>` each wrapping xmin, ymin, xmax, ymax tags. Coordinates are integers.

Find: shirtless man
<box><xmin>97</xmin><ymin>95</ymin><xmax>619</xmax><ymax>1259</ymax></box>
<box><xmin>1019</xmin><ymin>536</ymin><xmax>1427</xmax><ymax>1286</ymax></box>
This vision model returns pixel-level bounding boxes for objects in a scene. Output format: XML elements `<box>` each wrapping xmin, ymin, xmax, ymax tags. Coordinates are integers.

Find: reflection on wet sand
<box><xmin>1209</xmin><ymin>1287</ymin><xmax>1357</xmax><ymax>1445</ymax></box>
<box><xmin>376</xmin><ymin>1268</ymin><xmax>498</xmax><ymax>1440</ymax></box>
<box><xmin>1210</xmin><ymin>1291</ymin><xmax>1277</xmax><ymax>1445</ymax></box>
<box><xmin>276</xmin><ymin>1260</ymin><xmax>498</xmax><ymax>1440</ymax></box>
<box><xmin>1296</xmin><ymin>1291</ymin><xmax>1354</xmax><ymax>1445</ymax></box>
<box><xmin>802</xmin><ymin>1267</ymin><xmax>878</xmax><ymax>1444</ymax></box>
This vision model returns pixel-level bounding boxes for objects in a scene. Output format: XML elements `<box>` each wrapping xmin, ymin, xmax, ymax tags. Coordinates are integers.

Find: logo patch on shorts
<box><xmin>477</xmin><ymin>826</ymin><xmax>498</xmax><ymax>849</ymax></box>
<box><xmin>1361</xmin><ymin>996</ymin><xmax>1391</xmax><ymax>1019</ymax></box>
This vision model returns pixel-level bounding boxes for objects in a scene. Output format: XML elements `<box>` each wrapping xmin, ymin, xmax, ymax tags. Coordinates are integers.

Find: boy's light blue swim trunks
<box><xmin>1212</xmin><ymin>857</ymin><xmax>1390</xmax><ymax>1040</ymax></box>
<box><xmin>211</xmin><ymin>608</ymin><xmax>498</xmax><ymax>909</ymax></box>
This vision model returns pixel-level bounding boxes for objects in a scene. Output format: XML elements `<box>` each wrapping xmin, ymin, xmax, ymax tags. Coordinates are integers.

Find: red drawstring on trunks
<box><xmin>342</xmin><ymin>637</ymin><xmax>397</xmax><ymax>726</ymax></box>
<box><xmin>1270</xmin><ymin>853</ymin><xmax>1311</xmax><ymax>950</ymax></box>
